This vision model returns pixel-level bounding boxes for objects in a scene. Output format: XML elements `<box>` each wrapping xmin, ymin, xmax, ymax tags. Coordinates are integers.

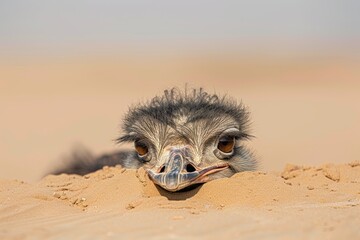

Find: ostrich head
<box><xmin>117</xmin><ymin>88</ymin><xmax>256</xmax><ymax>192</ymax></box>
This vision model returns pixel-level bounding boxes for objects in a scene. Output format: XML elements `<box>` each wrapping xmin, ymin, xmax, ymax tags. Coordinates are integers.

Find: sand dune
<box><xmin>1</xmin><ymin>162</ymin><xmax>360</xmax><ymax>239</ymax></box>
<box><xmin>1</xmin><ymin>54</ymin><xmax>359</xmax><ymax>239</ymax></box>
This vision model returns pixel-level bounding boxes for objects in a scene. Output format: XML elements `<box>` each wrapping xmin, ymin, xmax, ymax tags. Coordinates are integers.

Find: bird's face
<box><xmin>127</xmin><ymin>115</ymin><xmax>253</xmax><ymax>192</ymax></box>
<box><xmin>118</xmin><ymin>88</ymin><xmax>256</xmax><ymax>192</ymax></box>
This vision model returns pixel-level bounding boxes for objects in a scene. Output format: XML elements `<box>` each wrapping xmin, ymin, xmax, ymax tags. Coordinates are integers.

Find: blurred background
<box><xmin>0</xmin><ymin>0</ymin><xmax>359</xmax><ymax>181</ymax></box>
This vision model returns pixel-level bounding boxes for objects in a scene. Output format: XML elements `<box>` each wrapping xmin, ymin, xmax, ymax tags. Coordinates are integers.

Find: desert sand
<box><xmin>1</xmin><ymin>162</ymin><xmax>360</xmax><ymax>239</ymax></box>
<box><xmin>1</xmin><ymin>54</ymin><xmax>359</xmax><ymax>239</ymax></box>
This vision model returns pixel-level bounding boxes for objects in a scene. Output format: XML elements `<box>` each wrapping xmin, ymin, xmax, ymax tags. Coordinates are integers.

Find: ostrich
<box><xmin>52</xmin><ymin>88</ymin><xmax>257</xmax><ymax>192</ymax></box>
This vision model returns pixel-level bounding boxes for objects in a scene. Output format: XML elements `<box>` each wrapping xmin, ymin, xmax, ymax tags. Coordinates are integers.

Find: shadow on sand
<box><xmin>154</xmin><ymin>184</ymin><xmax>204</xmax><ymax>201</ymax></box>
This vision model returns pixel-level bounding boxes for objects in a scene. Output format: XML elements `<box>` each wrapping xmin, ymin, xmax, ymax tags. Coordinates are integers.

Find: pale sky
<box><xmin>1</xmin><ymin>0</ymin><xmax>359</xmax><ymax>54</ymax></box>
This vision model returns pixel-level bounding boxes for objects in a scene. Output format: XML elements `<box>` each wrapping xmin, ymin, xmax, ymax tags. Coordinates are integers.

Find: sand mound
<box><xmin>1</xmin><ymin>162</ymin><xmax>360</xmax><ymax>239</ymax></box>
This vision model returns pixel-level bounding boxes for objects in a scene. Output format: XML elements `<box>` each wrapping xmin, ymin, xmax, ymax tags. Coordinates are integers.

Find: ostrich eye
<box><xmin>135</xmin><ymin>141</ymin><xmax>148</xmax><ymax>156</ymax></box>
<box><xmin>217</xmin><ymin>136</ymin><xmax>235</xmax><ymax>153</ymax></box>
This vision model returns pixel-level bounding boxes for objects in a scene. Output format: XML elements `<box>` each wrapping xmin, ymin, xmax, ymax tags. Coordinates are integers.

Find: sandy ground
<box><xmin>1</xmin><ymin>54</ymin><xmax>360</xmax><ymax>239</ymax></box>
<box><xmin>1</xmin><ymin>162</ymin><xmax>360</xmax><ymax>239</ymax></box>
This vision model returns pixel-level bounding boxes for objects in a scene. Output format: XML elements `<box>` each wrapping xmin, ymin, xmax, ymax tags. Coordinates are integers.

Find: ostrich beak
<box><xmin>147</xmin><ymin>147</ymin><xmax>229</xmax><ymax>192</ymax></box>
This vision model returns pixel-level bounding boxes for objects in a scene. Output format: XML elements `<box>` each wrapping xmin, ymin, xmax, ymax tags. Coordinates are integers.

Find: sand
<box><xmin>1</xmin><ymin>54</ymin><xmax>359</xmax><ymax>239</ymax></box>
<box><xmin>1</xmin><ymin>162</ymin><xmax>360</xmax><ymax>239</ymax></box>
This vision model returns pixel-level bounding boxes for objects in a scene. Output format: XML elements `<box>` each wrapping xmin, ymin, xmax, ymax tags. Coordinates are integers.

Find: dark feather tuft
<box><xmin>118</xmin><ymin>87</ymin><xmax>251</xmax><ymax>143</ymax></box>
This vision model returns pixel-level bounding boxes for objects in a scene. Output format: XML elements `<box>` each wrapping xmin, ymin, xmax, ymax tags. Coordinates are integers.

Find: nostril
<box><xmin>186</xmin><ymin>163</ymin><xmax>196</xmax><ymax>172</ymax></box>
<box><xmin>159</xmin><ymin>165</ymin><xmax>166</xmax><ymax>173</ymax></box>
